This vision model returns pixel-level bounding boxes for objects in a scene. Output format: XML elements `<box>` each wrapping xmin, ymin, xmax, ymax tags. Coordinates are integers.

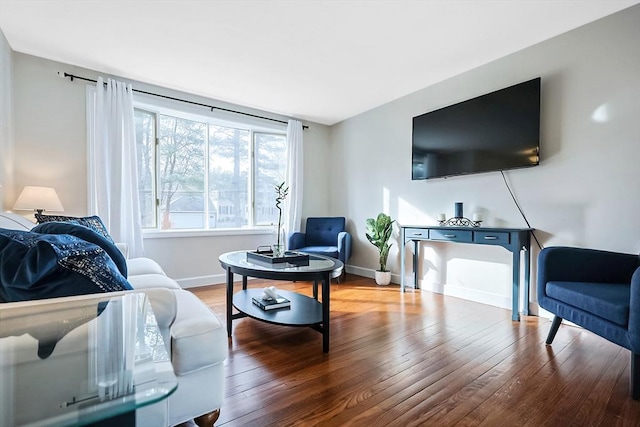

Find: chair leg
<box><xmin>546</xmin><ymin>315</ymin><xmax>563</xmax><ymax>345</ymax></box>
<box><xmin>632</xmin><ymin>352</ymin><xmax>640</xmax><ymax>400</ymax></box>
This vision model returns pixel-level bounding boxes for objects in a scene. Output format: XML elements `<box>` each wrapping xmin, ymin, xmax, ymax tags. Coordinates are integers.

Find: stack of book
<box><xmin>252</xmin><ymin>294</ymin><xmax>291</xmax><ymax>311</ymax></box>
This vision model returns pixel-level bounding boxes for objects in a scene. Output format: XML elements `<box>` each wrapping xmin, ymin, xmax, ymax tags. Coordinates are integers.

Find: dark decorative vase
<box><xmin>455</xmin><ymin>202</ymin><xmax>463</xmax><ymax>218</ymax></box>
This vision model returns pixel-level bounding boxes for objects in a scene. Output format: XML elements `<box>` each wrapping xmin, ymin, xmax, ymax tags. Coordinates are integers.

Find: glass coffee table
<box><xmin>219</xmin><ymin>251</ymin><xmax>343</xmax><ymax>353</ymax></box>
<box><xmin>0</xmin><ymin>291</ymin><xmax>177</xmax><ymax>427</ymax></box>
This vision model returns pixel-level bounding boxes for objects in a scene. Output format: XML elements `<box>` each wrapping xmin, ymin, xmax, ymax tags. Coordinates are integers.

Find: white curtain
<box><xmin>91</xmin><ymin>77</ymin><xmax>144</xmax><ymax>257</ymax></box>
<box><xmin>284</xmin><ymin>119</ymin><xmax>304</xmax><ymax>239</ymax></box>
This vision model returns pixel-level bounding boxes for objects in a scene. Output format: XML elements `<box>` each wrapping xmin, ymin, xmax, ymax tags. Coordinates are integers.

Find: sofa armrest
<box><xmin>0</xmin><ymin>212</ymin><xmax>35</xmax><ymax>230</ymax></box>
<box><xmin>630</xmin><ymin>267</ymin><xmax>640</xmax><ymax>351</ymax></box>
<box><xmin>288</xmin><ymin>232</ymin><xmax>306</xmax><ymax>250</ymax></box>
<box><xmin>337</xmin><ymin>231</ymin><xmax>352</xmax><ymax>263</ymax></box>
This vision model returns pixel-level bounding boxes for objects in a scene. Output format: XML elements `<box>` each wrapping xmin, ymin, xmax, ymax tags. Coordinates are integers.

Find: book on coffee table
<box><xmin>252</xmin><ymin>294</ymin><xmax>291</xmax><ymax>310</ymax></box>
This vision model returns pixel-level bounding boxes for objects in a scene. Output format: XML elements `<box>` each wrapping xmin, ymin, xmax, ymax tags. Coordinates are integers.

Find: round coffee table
<box><xmin>219</xmin><ymin>251</ymin><xmax>343</xmax><ymax>353</ymax></box>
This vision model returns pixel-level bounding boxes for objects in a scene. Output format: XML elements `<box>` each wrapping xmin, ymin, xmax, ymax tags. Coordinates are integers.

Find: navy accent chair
<box><xmin>537</xmin><ymin>246</ymin><xmax>640</xmax><ymax>399</ymax></box>
<box><xmin>288</xmin><ymin>217</ymin><xmax>352</xmax><ymax>266</ymax></box>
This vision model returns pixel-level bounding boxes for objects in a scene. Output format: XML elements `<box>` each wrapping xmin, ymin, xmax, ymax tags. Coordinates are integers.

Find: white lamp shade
<box><xmin>13</xmin><ymin>186</ymin><xmax>64</xmax><ymax>212</ymax></box>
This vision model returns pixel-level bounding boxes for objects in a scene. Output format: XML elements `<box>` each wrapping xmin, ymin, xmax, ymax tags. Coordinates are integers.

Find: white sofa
<box><xmin>0</xmin><ymin>212</ymin><xmax>227</xmax><ymax>426</ymax></box>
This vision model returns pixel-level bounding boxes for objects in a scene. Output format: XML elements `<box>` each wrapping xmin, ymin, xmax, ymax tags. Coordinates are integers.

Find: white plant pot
<box><xmin>375</xmin><ymin>271</ymin><xmax>392</xmax><ymax>286</ymax></box>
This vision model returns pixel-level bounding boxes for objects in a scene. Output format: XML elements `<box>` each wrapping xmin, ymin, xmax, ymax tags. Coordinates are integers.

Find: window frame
<box><xmin>87</xmin><ymin>86</ymin><xmax>287</xmax><ymax>238</ymax></box>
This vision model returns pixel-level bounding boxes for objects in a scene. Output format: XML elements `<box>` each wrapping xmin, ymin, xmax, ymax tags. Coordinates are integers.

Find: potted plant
<box><xmin>365</xmin><ymin>213</ymin><xmax>395</xmax><ymax>285</ymax></box>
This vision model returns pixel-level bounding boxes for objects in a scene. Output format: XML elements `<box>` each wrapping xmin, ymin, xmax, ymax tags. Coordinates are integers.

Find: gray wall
<box><xmin>331</xmin><ymin>6</ymin><xmax>640</xmax><ymax>311</ymax></box>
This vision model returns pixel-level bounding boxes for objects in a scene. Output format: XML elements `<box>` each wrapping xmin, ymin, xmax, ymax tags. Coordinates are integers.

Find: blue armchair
<box><xmin>288</xmin><ymin>217</ymin><xmax>352</xmax><ymax>265</ymax></box>
<box><xmin>537</xmin><ymin>246</ymin><xmax>640</xmax><ymax>399</ymax></box>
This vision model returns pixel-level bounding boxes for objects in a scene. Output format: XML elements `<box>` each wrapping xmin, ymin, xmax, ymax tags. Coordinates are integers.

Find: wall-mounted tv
<box><xmin>412</xmin><ymin>77</ymin><xmax>541</xmax><ymax>180</ymax></box>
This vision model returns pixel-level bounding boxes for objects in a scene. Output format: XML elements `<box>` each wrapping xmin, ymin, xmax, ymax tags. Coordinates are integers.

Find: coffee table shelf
<box><xmin>233</xmin><ymin>289</ymin><xmax>322</xmax><ymax>327</ymax></box>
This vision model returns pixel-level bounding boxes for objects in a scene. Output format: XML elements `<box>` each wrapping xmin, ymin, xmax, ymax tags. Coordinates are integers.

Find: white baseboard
<box><xmin>433</xmin><ymin>283</ymin><xmax>511</xmax><ymax>310</ymax></box>
<box><xmin>178</xmin><ymin>265</ymin><xmax>396</xmax><ymax>289</ymax></box>
<box><xmin>179</xmin><ymin>264</ymin><xmax>398</xmax><ymax>289</ymax></box>
<box><xmin>177</xmin><ymin>273</ymin><xmax>269</xmax><ymax>289</ymax></box>
<box><xmin>346</xmin><ymin>265</ymin><xmax>401</xmax><ymax>284</ymax></box>
<box><xmin>176</xmin><ymin>274</ymin><xmax>225</xmax><ymax>289</ymax></box>
<box><xmin>176</xmin><ymin>266</ymin><xmax>536</xmax><ymax>317</ymax></box>
<box><xmin>537</xmin><ymin>306</ymin><xmax>555</xmax><ymax>320</ymax></box>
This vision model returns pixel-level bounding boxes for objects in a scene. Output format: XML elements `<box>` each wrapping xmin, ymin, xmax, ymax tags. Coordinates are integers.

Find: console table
<box><xmin>400</xmin><ymin>225</ymin><xmax>533</xmax><ymax>321</ymax></box>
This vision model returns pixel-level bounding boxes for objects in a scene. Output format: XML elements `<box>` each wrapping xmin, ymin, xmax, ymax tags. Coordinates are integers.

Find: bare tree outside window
<box><xmin>209</xmin><ymin>125</ymin><xmax>250</xmax><ymax>228</ymax></box>
<box><xmin>134</xmin><ymin>107</ymin><xmax>286</xmax><ymax>231</ymax></box>
<box><xmin>255</xmin><ymin>133</ymin><xmax>287</xmax><ymax>225</ymax></box>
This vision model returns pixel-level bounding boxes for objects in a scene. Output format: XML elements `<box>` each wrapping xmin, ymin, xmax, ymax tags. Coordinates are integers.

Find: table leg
<box><xmin>413</xmin><ymin>240</ymin><xmax>419</xmax><ymax>289</ymax></box>
<box><xmin>226</xmin><ymin>268</ymin><xmax>234</xmax><ymax>337</ymax></box>
<box><xmin>401</xmin><ymin>232</ymin><xmax>406</xmax><ymax>292</ymax></box>
<box><xmin>242</xmin><ymin>275</ymin><xmax>247</xmax><ymax>290</ymax></box>
<box><xmin>523</xmin><ymin>248</ymin><xmax>531</xmax><ymax>316</ymax></box>
<box><xmin>511</xmin><ymin>251</ymin><xmax>520</xmax><ymax>321</ymax></box>
<box><xmin>322</xmin><ymin>272</ymin><xmax>330</xmax><ymax>353</ymax></box>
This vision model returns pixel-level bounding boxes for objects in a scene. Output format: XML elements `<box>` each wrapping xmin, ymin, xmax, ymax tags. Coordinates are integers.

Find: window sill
<box><xmin>142</xmin><ymin>228</ymin><xmax>274</xmax><ymax>239</ymax></box>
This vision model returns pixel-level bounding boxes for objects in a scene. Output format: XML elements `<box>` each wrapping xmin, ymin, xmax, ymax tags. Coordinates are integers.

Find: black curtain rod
<box><xmin>62</xmin><ymin>72</ymin><xmax>308</xmax><ymax>129</ymax></box>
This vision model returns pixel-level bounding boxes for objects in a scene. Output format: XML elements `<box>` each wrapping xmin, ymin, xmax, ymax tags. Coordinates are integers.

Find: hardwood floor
<box><xmin>190</xmin><ymin>275</ymin><xmax>640</xmax><ymax>426</ymax></box>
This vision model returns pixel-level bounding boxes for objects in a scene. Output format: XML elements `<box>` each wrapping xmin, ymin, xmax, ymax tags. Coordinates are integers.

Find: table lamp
<box><xmin>13</xmin><ymin>186</ymin><xmax>64</xmax><ymax>217</ymax></box>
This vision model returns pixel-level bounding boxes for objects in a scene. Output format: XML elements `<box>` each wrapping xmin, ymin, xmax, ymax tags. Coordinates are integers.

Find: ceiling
<box><xmin>0</xmin><ymin>0</ymin><xmax>638</xmax><ymax>126</ymax></box>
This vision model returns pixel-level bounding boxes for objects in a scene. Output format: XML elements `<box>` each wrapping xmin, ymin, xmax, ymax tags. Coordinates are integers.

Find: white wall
<box><xmin>0</xmin><ymin>28</ymin><xmax>12</xmax><ymax>210</ymax></box>
<box><xmin>10</xmin><ymin>54</ymin><xmax>332</xmax><ymax>286</ymax></box>
<box><xmin>331</xmin><ymin>6</ymin><xmax>640</xmax><ymax>312</ymax></box>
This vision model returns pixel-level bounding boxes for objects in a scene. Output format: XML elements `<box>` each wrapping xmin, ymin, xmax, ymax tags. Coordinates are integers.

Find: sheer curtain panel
<box><xmin>90</xmin><ymin>77</ymin><xmax>144</xmax><ymax>257</ymax></box>
<box><xmin>284</xmin><ymin>119</ymin><xmax>303</xmax><ymax>239</ymax></box>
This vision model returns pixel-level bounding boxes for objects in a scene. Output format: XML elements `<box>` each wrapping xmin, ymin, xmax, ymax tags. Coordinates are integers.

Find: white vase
<box><xmin>272</xmin><ymin>227</ymin><xmax>285</xmax><ymax>257</ymax></box>
<box><xmin>375</xmin><ymin>271</ymin><xmax>392</xmax><ymax>286</ymax></box>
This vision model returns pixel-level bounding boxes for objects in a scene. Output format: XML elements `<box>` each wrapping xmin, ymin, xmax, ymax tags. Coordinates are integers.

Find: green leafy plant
<box><xmin>365</xmin><ymin>213</ymin><xmax>395</xmax><ymax>272</ymax></box>
<box><xmin>274</xmin><ymin>182</ymin><xmax>289</xmax><ymax>248</ymax></box>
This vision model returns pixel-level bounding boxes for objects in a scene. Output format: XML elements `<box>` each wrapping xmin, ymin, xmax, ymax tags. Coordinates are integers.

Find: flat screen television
<box><xmin>412</xmin><ymin>77</ymin><xmax>541</xmax><ymax>180</ymax></box>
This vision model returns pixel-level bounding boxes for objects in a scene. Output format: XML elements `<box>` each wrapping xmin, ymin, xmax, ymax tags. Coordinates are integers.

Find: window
<box><xmin>133</xmin><ymin>105</ymin><xmax>286</xmax><ymax>231</ymax></box>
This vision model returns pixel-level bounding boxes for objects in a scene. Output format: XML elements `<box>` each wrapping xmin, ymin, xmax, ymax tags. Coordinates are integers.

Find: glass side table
<box><xmin>0</xmin><ymin>291</ymin><xmax>177</xmax><ymax>427</ymax></box>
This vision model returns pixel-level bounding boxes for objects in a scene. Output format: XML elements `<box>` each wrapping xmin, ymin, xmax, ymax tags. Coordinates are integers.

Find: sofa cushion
<box><xmin>34</xmin><ymin>214</ymin><xmax>114</xmax><ymax>243</ymax></box>
<box><xmin>295</xmin><ymin>245</ymin><xmax>339</xmax><ymax>259</ymax></box>
<box><xmin>32</xmin><ymin>222</ymin><xmax>127</xmax><ymax>277</ymax></box>
<box><xmin>546</xmin><ymin>281</ymin><xmax>630</xmax><ymax>327</ymax></box>
<box><xmin>0</xmin><ymin>228</ymin><xmax>132</xmax><ymax>303</ymax></box>
<box><xmin>127</xmin><ymin>257</ymin><xmax>166</xmax><ymax>276</ymax></box>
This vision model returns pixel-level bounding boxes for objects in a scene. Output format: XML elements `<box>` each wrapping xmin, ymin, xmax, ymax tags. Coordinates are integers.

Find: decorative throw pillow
<box><xmin>0</xmin><ymin>228</ymin><xmax>132</xmax><ymax>304</ymax></box>
<box><xmin>34</xmin><ymin>214</ymin><xmax>114</xmax><ymax>243</ymax></box>
<box><xmin>32</xmin><ymin>222</ymin><xmax>128</xmax><ymax>277</ymax></box>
